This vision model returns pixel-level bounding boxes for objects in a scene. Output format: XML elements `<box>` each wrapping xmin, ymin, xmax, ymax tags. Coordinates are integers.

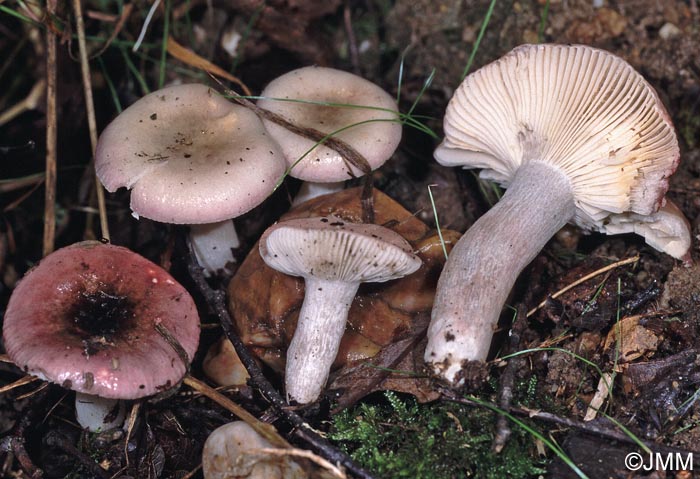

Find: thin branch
<box><xmin>493</xmin><ymin>305</ymin><xmax>528</xmax><ymax>453</ymax></box>
<box><xmin>72</xmin><ymin>0</ymin><xmax>110</xmax><ymax>242</ymax></box>
<box><xmin>210</xmin><ymin>76</ymin><xmax>372</xmax><ymax>178</ymax></box>
<box><xmin>8</xmin><ymin>389</ymin><xmax>48</xmax><ymax>478</ymax></box>
<box><xmin>0</xmin><ymin>79</ymin><xmax>45</xmax><ymax>127</ymax></box>
<box><xmin>183</xmin><ymin>375</ymin><xmax>290</xmax><ymax>449</ymax></box>
<box><xmin>527</xmin><ymin>255</ymin><xmax>640</xmax><ymax>317</ymax></box>
<box><xmin>343</xmin><ymin>0</ymin><xmax>360</xmax><ymax>75</ymax></box>
<box><xmin>43</xmin><ymin>0</ymin><xmax>57</xmax><ymax>257</ymax></box>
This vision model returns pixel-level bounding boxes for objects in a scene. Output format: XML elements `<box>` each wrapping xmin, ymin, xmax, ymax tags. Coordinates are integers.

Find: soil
<box><xmin>1</xmin><ymin>1</ymin><xmax>700</xmax><ymax>478</ymax></box>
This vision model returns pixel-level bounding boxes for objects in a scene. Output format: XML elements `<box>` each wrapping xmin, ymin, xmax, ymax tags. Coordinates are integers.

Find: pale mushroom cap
<box><xmin>2</xmin><ymin>242</ymin><xmax>200</xmax><ymax>400</ymax></box>
<box><xmin>259</xmin><ymin>216</ymin><xmax>421</xmax><ymax>283</ymax></box>
<box><xmin>258</xmin><ymin>66</ymin><xmax>402</xmax><ymax>182</ymax></box>
<box><xmin>435</xmin><ymin>43</ymin><xmax>679</xmax><ymax>232</ymax></box>
<box><xmin>202</xmin><ymin>421</ymin><xmax>307</xmax><ymax>479</ymax></box>
<box><xmin>603</xmin><ymin>198</ymin><xmax>692</xmax><ymax>260</ymax></box>
<box><xmin>96</xmin><ymin>83</ymin><xmax>286</xmax><ymax>224</ymax></box>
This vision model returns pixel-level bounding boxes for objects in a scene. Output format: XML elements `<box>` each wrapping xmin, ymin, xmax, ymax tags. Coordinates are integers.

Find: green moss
<box><xmin>329</xmin><ymin>392</ymin><xmax>548</xmax><ymax>479</ymax></box>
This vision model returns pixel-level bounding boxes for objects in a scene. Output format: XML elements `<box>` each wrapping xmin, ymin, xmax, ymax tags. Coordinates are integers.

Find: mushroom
<box><xmin>259</xmin><ymin>216</ymin><xmax>421</xmax><ymax>403</ymax></box>
<box><xmin>426</xmin><ymin>44</ymin><xmax>685</xmax><ymax>385</ymax></box>
<box><xmin>2</xmin><ymin>241</ymin><xmax>200</xmax><ymax>431</ymax></box>
<box><xmin>202</xmin><ymin>421</ymin><xmax>307</xmax><ymax>479</ymax></box>
<box><xmin>96</xmin><ymin>83</ymin><xmax>286</xmax><ymax>275</ymax></box>
<box><xmin>203</xmin><ymin>337</ymin><xmax>251</xmax><ymax>388</ymax></box>
<box><xmin>257</xmin><ymin>66</ymin><xmax>402</xmax><ymax>204</ymax></box>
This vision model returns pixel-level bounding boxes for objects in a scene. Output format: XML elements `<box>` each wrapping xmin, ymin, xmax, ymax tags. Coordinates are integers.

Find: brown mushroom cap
<box><xmin>435</xmin><ymin>43</ymin><xmax>680</xmax><ymax>232</ymax></box>
<box><xmin>258</xmin><ymin>66</ymin><xmax>402</xmax><ymax>183</ymax></box>
<box><xmin>2</xmin><ymin>242</ymin><xmax>200</xmax><ymax>399</ymax></box>
<box><xmin>96</xmin><ymin>83</ymin><xmax>285</xmax><ymax>224</ymax></box>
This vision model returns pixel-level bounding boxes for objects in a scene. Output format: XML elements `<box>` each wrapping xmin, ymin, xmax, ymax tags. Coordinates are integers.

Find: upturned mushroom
<box><xmin>259</xmin><ymin>215</ymin><xmax>421</xmax><ymax>403</ymax></box>
<box><xmin>257</xmin><ymin>66</ymin><xmax>402</xmax><ymax>203</ymax></box>
<box><xmin>96</xmin><ymin>83</ymin><xmax>286</xmax><ymax>275</ymax></box>
<box><xmin>426</xmin><ymin>44</ymin><xmax>687</xmax><ymax>385</ymax></box>
<box><xmin>2</xmin><ymin>241</ymin><xmax>200</xmax><ymax>431</ymax></box>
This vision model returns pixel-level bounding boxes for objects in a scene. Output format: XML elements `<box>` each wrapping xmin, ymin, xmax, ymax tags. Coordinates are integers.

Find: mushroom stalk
<box><xmin>190</xmin><ymin>220</ymin><xmax>240</xmax><ymax>276</ymax></box>
<box><xmin>285</xmin><ymin>278</ymin><xmax>359</xmax><ymax>403</ymax></box>
<box><xmin>426</xmin><ymin>161</ymin><xmax>575</xmax><ymax>384</ymax></box>
<box><xmin>74</xmin><ymin>392</ymin><xmax>126</xmax><ymax>432</ymax></box>
<box><xmin>292</xmin><ymin>181</ymin><xmax>345</xmax><ymax>206</ymax></box>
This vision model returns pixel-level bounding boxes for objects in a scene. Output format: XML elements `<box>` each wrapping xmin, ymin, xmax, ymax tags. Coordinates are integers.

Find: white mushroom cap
<box><xmin>96</xmin><ymin>83</ymin><xmax>286</xmax><ymax>224</ymax></box>
<box><xmin>257</xmin><ymin>66</ymin><xmax>402</xmax><ymax>183</ymax></box>
<box><xmin>259</xmin><ymin>216</ymin><xmax>421</xmax><ymax>283</ymax></box>
<box><xmin>202</xmin><ymin>421</ymin><xmax>307</xmax><ymax>479</ymax></box>
<box><xmin>603</xmin><ymin>198</ymin><xmax>692</xmax><ymax>261</ymax></box>
<box><xmin>435</xmin><ymin>43</ymin><xmax>679</xmax><ymax>234</ymax></box>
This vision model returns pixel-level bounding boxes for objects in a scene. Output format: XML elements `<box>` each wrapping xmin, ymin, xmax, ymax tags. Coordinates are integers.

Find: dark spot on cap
<box><xmin>83</xmin><ymin>372</ymin><xmax>95</xmax><ymax>390</ymax></box>
<box><xmin>445</xmin><ymin>332</ymin><xmax>456</xmax><ymax>342</ymax></box>
<box><xmin>150</xmin><ymin>113</ymin><xmax>157</xmax><ymax>120</ymax></box>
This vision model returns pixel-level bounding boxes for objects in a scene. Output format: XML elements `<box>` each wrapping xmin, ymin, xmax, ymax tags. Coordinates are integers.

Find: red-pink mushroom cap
<box><xmin>96</xmin><ymin>83</ymin><xmax>285</xmax><ymax>224</ymax></box>
<box><xmin>2</xmin><ymin>241</ymin><xmax>200</xmax><ymax>400</ymax></box>
<box><xmin>258</xmin><ymin>66</ymin><xmax>402</xmax><ymax>183</ymax></box>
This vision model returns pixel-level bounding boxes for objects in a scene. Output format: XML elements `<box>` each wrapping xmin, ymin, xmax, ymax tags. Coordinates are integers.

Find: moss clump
<box><xmin>329</xmin><ymin>392</ymin><xmax>548</xmax><ymax>479</ymax></box>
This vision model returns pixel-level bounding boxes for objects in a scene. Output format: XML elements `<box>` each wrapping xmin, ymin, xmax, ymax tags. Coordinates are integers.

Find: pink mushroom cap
<box><xmin>3</xmin><ymin>241</ymin><xmax>200</xmax><ymax>400</ymax></box>
<box><xmin>95</xmin><ymin>83</ymin><xmax>286</xmax><ymax>224</ymax></box>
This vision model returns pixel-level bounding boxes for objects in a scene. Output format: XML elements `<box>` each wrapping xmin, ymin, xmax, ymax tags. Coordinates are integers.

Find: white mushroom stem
<box><xmin>426</xmin><ymin>161</ymin><xmax>575</xmax><ymax>384</ymax></box>
<box><xmin>190</xmin><ymin>220</ymin><xmax>240</xmax><ymax>276</ymax></box>
<box><xmin>74</xmin><ymin>392</ymin><xmax>126</xmax><ymax>432</ymax></box>
<box><xmin>292</xmin><ymin>181</ymin><xmax>345</xmax><ymax>206</ymax></box>
<box><xmin>286</xmin><ymin>278</ymin><xmax>359</xmax><ymax>404</ymax></box>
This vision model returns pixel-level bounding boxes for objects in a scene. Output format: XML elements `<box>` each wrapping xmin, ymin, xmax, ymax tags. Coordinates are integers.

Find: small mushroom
<box><xmin>259</xmin><ymin>216</ymin><xmax>421</xmax><ymax>403</ymax></box>
<box><xmin>258</xmin><ymin>66</ymin><xmax>402</xmax><ymax>203</ymax></box>
<box><xmin>203</xmin><ymin>337</ymin><xmax>251</xmax><ymax>388</ymax></box>
<box><xmin>427</xmin><ymin>44</ymin><xmax>686</xmax><ymax>385</ymax></box>
<box><xmin>2</xmin><ymin>241</ymin><xmax>200</xmax><ymax>431</ymax></box>
<box><xmin>202</xmin><ymin>421</ymin><xmax>307</xmax><ymax>479</ymax></box>
<box><xmin>228</xmin><ymin>187</ymin><xmax>460</xmax><ymax>402</ymax></box>
<box><xmin>96</xmin><ymin>83</ymin><xmax>286</xmax><ymax>275</ymax></box>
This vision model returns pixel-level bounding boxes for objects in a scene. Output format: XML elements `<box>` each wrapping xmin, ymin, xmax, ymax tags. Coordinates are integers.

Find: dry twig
<box><xmin>43</xmin><ymin>0</ymin><xmax>57</xmax><ymax>257</ymax></box>
<box><xmin>527</xmin><ymin>255</ymin><xmax>640</xmax><ymax>317</ymax></box>
<box><xmin>72</xmin><ymin>0</ymin><xmax>110</xmax><ymax>243</ymax></box>
<box><xmin>0</xmin><ymin>79</ymin><xmax>45</xmax><ymax>127</ymax></box>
